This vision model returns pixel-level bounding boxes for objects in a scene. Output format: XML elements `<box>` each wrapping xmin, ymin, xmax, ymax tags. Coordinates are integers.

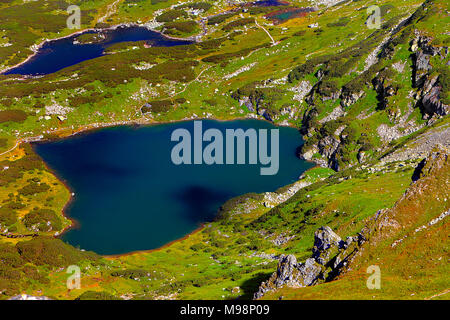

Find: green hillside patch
<box><xmin>164</xmin><ymin>20</ymin><xmax>199</xmax><ymax>35</ymax></box>
<box><xmin>0</xmin><ymin>207</ymin><xmax>17</xmax><ymax>227</ymax></box>
<box><xmin>141</xmin><ymin>99</ymin><xmax>173</xmax><ymax>113</ymax></box>
<box><xmin>22</xmin><ymin>208</ymin><xmax>62</xmax><ymax>232</ymax></box>
<box><xmin>222</xmin><ymin>18</ymin><xmax>255</xmax><ymax>31</ymax></box>
<box><xmin>16</xmin><ymin>237</ymin><xmax>99</xmax><ymax>267</ymax></box>
<box><xmin>251</xmin><ymin>165</ymin><xmax>414</xmax><ymax>256</ymax></box>
<box><xmin>156</xmin><ymin>9</ymin><xmax>188</xmax><ymax>22</ymax></box>
<box><xmin>207</xmin><ymin>13</ymin><xmax>238</xmax><ymax>25</ymax></box>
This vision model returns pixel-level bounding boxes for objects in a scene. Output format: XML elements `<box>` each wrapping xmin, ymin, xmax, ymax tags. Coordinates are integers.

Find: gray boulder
<box><xmin>254</xmin><ymin>226</ymin><xmax>363</xmax><ymax>299</ymax></box>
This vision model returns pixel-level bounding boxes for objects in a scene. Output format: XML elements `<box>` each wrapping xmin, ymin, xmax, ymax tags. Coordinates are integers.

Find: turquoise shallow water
<box><xmin>33</xmin><ymin>120</ymin><xmax>312</xmax><ymax>255</ymax></box>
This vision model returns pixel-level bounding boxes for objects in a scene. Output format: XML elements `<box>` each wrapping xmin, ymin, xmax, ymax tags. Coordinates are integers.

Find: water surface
<box><xmin>265</xmin><ymin>7</ymin><xmax>316</xmax><ymax>24</ymax></box>
<box><xmin>3</xmin><ymin>1</ymin><xmax>289</xmax><ymax>76</ymax></box>
<box><xmin>34</xmin><ymin>120</ymin><xmax>312</xmax><ymax>255</ymax></box>
<box><xmin>4</xmin><ymin>26</ymin><xmax>192</xmax><ymax>76</ymax></box>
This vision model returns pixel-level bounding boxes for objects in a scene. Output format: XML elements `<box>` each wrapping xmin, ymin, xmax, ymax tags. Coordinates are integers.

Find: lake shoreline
<box><xmin>0</xmin><ymin>0</ymin><xmax>297</xmax><ymax>76</ymax></box>
<box><xmin>28</xmin><ymin>116</ymin><xmax>312</xmax><ymax>257</ymax></box>
<box><xmin>31</xmin><ymin>113</ymin><xmax>294</xmax><ymax>144</ymax></box>
<box><xmin>102</xmin><ymin>162</ymin><xmax>323</xmax><ymax>259</ymax></box>
<box><xmin>104</xmin><ymin>224</ymin><xmax>206</xmax><ymax>259</ymax></box>
<box><xmin>0</xmin><ymin>22</ymin><xmax>198</xmax><ymax>76</ymax></box>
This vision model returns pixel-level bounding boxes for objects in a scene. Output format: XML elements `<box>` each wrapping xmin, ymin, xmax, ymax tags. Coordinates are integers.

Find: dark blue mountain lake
<box><xmin>33</xmin><ymin>120</ymin><xmax>312</xmax><ymax>255</ymax></box>
<box><xmin>4</xmin><ymin>25</ymin><xmax>192</xmax><ymax>76</ymax></box>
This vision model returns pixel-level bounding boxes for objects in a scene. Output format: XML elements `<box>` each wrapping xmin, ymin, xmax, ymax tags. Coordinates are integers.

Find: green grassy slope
<box><xmin>262</xmin><ymin>146</ymin><xmax>449</xmax><ymax>300</ymax></box>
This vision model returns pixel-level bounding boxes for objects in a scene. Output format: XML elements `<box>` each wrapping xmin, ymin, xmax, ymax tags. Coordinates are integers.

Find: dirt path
<box><xmin>425</xmin><ymin>289</ymin><xmax>450</xmax><ymax>300</ymax></box>
<box><xmin>0</xmin><ymin>135</ymin><xmax>44</xmax><ymax>157</ymax></box>
<box><xmin>0</xmin><ymin>141</ymin><xmax>19</xmax><ymax>157</ymax></box>
<box><xmin>171</xmin><ymin>65</ymin><xmax>212</xmax><ymax>97</ymax></box>
<box><xmin>255</xmin><ymin>20</ymin><xmax>277</xmax><ymax>46</ymax></box>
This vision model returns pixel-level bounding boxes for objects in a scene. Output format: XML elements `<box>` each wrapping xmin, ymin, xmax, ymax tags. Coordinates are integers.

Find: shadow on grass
<box><xmin>236</xmin><ymin>271</ymin><xmax>273</xmax><ymax>300</ymax></box>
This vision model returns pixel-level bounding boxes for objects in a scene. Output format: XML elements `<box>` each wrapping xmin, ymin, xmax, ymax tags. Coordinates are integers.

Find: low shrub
<box><xmin>222</xmin><ymin>18</ymin><xmax>255</xmax><ymax>31</ymax></box>
<box><xmin>141</xmin><ymin>100</ymin><xmax>173</xmax><ymax>113</ymax></box>
<box><xmin>207</xmin><ymin>13</ymin><xmax>237</xmax><ymax>25</ymax></box>
<box><xmin>0</xmin><ymin>110</ymin><xmax>28</xmax><ymax>123</ymax></box>
<box><xmin>293</xmin><ymin>30</ymin><xmax>306</xmax><ymax>37</ymax></box>
<box><xmin>18</xmin><ymin>182</ymin><xmax>50</xmax><ymax>196</ymax></box>
<box><xmin>156</xmin><ymin>9</ymin><xmax>188</xmax><ymax>23</ymax></box>
<box><xmin>22</xmin><ymin>208</ymin><xmax>62</xmax><ymax>232</ymax></box>
<box><xmin>76</xmin><ymin>291</ymin><xmax>120</xmax><ymax>300</ymax></box>
<box><xmin>111</xmin><ymin>269</ymin><xmax>149</xmax><ymax>279</ymax></box>
<box><xmin>326</xmin><ymin>17</ymin><xmax>350</xmax><ymax>27</ymax></box>
<box><xmin>0</xmin><ymin>207</ymin><xmax>17</xmax><ymax>227</ymax></box>
<box><xmin>16</xmin><ymin>237</ymin><xmax>99</xmax><ymax>267</ymax></box>
<box><xmin>164</xmin><ymin>21</ymin><xmax>198</xmax><ymax>34</ymax></box>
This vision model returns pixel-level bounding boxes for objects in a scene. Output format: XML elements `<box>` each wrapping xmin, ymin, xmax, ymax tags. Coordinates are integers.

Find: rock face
<box><xmin>411</xmin><ymin>35</ymin><xmax>438</xmax><ymax>87</ymax></box>
<box><xmin>340</xmin><ymin>90</ymin><xmax>365</xmax><ymax>108</ymax></box>
<box><xmin>254</xmin><ymin>226</ymin><xmax>366</xmax><ymax>299</ymax></box>
<box><xmin>291</xmin><ymin>80</ymin><xmax>312</xmax><ymax>102</ymax></box>
<box><xmin>239</xmin><ymin>97</ymin><xmax>255</xmax><ymax>112</ymax></box>
<box><xmin>373</xmin><ymin>72</ymin><xmax>398</xmax><ymax>110</ymax></box>
<box><xmin>318</xmin><ymin>135</ymin><xmax>340</xmax><ymax>159</ymax></box>
<box><xmin>411</xmin><ymin>35</ymin><xmax>449</xmax><ymax>117</ymax></box>
<box><xmin>262</xmin><ymin>179</ymin><xmax>315</xmax><ymax>209</ymax></box>
<box><xmin>312</xmin><ymin>226</ymin><xmax>344</xmax><ymax>265</ymax></box>
<box><xmin>319</xmin><ymin>106</ymin><xmax>346</xmax><ymax>124</ymax></box>
<box><xmin>420</xmin><ymin>74</ymin><xmax>449</xmax><ymax>117</ymax></box>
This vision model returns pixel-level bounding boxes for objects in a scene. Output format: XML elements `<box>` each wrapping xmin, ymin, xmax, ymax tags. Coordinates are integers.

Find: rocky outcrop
<box><xmin>380</xmin><ymin>124</ymin><xmax>449</xmax><ymax>164</ymax></box>
<box><xmin>254</xmin><ymin>226</ymin><xmax>367</xmax><ymax>299</ymax></box>
<box><xmin>309</xmin><ymin>0</ymin><xmax>342</xmax><ymax>7</ymax></box>
<box><xmin>373</xmin><ymin>70</ymin><xmax>398</xmax><ymax>110</ymax></box>
<box><xmin>290</xmin><ymin>80</ymin><xmax>312</xmax><ymax>103</ymax></box>
<box><xmin>357</xmin><ymin>150</ymin><xmax>367</xmax><ymax>164</ymax></box>
<box><xmin>317</xmin><ymin>135</ymin><xmax>340</xmax><ymax>159</ymax></box>
<box><xmin>420</xmin><ymin>74</ymin><xmax>449</xmax><ymax>117</ymax></box>
<box><xmin>299</xmin><ymin>129</ymin><xmax>346</xmax><ymax>170</ymax></box>
<box><xmin>239</xmin><ymin>96</ymin><xmax>255</xmax><ymax>112</ymax></box>
<box><xmin>413</xmin><ymin>49</ymin><xmax>432</xmax><ymax>87</ymax></box>
<box><xmin>255</xmin><ymin>146</ymin><xmax>449</xmax><ymax>299</ymax></box>
<box><xmin>257</xmin><ymin>108</ymin><xmax>272</xmax><ymax>121</ymax></box>
<box><xmin>312</xmin><ymin>226</ymin><xmax>343</xmax><ymax>264</ymax></box>
<box><xmin>340</xmin><ymin>89</ymin><xmax>365</xmax><ymax>108</ymax></box>
<box><xmin>411</xmin><ymin>35</ymin><xmax>439</xmax><ymax>87</ymax></box>
<box><xmin>262</xmin><ymin>179</ymin><xmax>315</xmax><ymax>209</ymax></box>
<box><xmin>299</xmin><ymin>144</ymin><xmax>319</xmax><ymax>161</ymax></box>
<box><xmin>319</xmin><ymin>105</ymin><xmax>346</xmax><ymax>124</ymax></box>
<box><xmin>411</xmin><ymin>34</ymin><xmax>449</xmax><ymax>117</ymax></box>
<box><xmin>412</xmin><ymin>145</ymin><xmax>448</xmax><ymax>179</ymax></box>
